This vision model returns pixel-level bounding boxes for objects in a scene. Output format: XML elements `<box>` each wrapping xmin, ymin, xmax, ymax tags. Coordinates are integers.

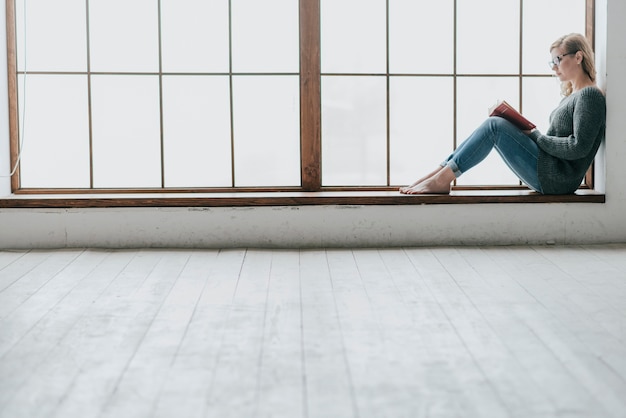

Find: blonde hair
<box><xmin>550</xmin><ymin>33</ymin><xmax>596</xmax><ymax>96</ymax></box>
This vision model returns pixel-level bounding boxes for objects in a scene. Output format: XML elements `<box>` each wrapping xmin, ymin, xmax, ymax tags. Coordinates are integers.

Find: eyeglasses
<box><xmin>548</xmin><ymin>52</ymin><xmax>574</xmax><ymax>68</ymax></box>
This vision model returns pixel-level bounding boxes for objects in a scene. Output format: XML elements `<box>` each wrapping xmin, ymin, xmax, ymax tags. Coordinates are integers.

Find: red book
<box><xmin>488</xmin><ymin>100</ymin><xmax>536</xmax><ymax>130</ymax></box>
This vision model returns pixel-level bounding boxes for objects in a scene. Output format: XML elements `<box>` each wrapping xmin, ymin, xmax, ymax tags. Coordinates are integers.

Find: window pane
<box><xmin>15</xmin><ymin>0</ymin><xmax>87</xmax><ymax>72</ymax></box>
<box><xmin>232</xmin><ymin>76</ymin><xmax>300</xmax><ymax>187</ymax></box>
<box><xmin>457</xmin><ymin>0</ymin><xmax>519</xmax><ymax>74</ymax></box>
<box><xmin>231</xmin><ymin>0</ymin><xmax>299</xmax><ymax>73</ymax></box>
<box><xmin>390</xmin><ymin>77</ymin><xmax>454</xmax><ymax>186</ymax></box>
<box><xmin>522</xmin><ymin>0</ymin><xmax>586</xmax><ymax>74</ymax></box>
<box><xmin>322</xmin><ymin>76</ymin><xmax>387</xmax><ymax>186</ymax></box>
<box><xmin>456</xmin><ymin>77</ymin><xmax>520</xmax><ymax>186</ymax></box>
<box><xmin>321</xmin><ymin>0</ymin><xmax>386</xmax><ymax>74</ymax></box>
<box><xmin>161</xmin><ymin>0</ymin><xmax>229</xmax><ymax>73</ymax></box>
<box><xmin>18</xmin><ymin>75</ymin><xmax>90</xmax><ymax>188</ymax></box>
<box><xmin>522</xmin><ymin>77</ymin><xmax>563</xmax><ymax>133</ymax></box>
<box><xmin>91</xmin><ymin>76</ymin><xmax>161</xmax><ymax>188</ymax></box>
<box><xmin>162</xmin><ymin>76</ymin><xmax>232</xmax><ymax>187</ymax></box>
<box><xmin>89</xmin><ymin>0</ymin><xmax>159</xmax><ymax>72</ymax></box>
<box><xmin>389</xmin><ymin>0</ymin><xmax>454</xmax><ymax>74</ymax></box>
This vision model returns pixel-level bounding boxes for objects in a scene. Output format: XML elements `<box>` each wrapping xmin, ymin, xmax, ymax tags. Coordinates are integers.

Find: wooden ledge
<box><xmin>0</xmin><ymin>189</ymin><xmax>605</xmax><ymax>208</ymax></box>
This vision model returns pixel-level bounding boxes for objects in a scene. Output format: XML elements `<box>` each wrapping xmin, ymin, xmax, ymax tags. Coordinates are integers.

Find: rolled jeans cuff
<box><xmin>441</xmin><ymin>160</ymin><xmax>462</xmax><ymax>178</ymax></box>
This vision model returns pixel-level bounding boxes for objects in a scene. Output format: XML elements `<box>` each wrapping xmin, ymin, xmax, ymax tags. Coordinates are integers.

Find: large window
<box><xmin>6</xmin><ymin>0</ymin><xmax>593</xmax><ymax>194</ymax></box>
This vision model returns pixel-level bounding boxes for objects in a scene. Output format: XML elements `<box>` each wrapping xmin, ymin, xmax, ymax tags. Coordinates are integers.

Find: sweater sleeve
<box><xmin>528</xmin><ymin>88</ymin><xmax>606</xmax><ymax>160</ymax></box>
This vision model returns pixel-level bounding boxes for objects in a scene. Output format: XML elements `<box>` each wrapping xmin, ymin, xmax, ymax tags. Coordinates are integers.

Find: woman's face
<box><xmin>550</xmin><ymin>47</ymin><xmax>578</xmax><ymax>82</ymax></box>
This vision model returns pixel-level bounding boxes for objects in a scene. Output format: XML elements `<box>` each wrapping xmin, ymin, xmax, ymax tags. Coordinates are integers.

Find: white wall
<box><xmin>1</xmin><ymin>0</ymin><xmax>625</xmax><ymax>249</ymax></box>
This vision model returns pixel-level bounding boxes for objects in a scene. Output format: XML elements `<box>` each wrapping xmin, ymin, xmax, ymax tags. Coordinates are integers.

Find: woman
<box><xmin>400</xmin><ymin>33</ymin><xmax>606</xmax><ymax>195</ymax></box>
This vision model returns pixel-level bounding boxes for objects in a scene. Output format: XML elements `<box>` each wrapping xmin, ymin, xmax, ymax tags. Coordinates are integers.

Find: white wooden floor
<box><xmin>1</xmin><ymin>245</ymin><xmax>626</xmax><ymax>418</ymax></box>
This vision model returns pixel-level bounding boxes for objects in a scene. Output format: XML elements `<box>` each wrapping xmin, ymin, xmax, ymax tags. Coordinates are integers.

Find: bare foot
<box><xmin>400</xmin><ymin>166</ymin><xmax>455</xmax><ymax>194</ymax></box>
<box><xmin>399</xmin><ymin>166</ymin><xmax>444</xmax><ymax>193</ymax></box>
<box><xmin>400</xmin><ymin>177</ymin><xmax>451</xmax><ymax>194</ymax></box>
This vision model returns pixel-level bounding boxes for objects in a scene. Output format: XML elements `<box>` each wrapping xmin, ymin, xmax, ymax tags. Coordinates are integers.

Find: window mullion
<box><xmin>7</xmin><ymin>0</ymin><xmax>20</xmax><ymax>192</ymax></box>
<box><xmin>386</xmin><ymin>0</ymin><xmax>390</xmax><ymax>187</ymax></box>
<box><xmin>299</xmin><ymin>0</ymin><xmax>321</xmax><ymax>191</ymax></box>
<box><xmin>86</xmin><ymin>0</ymin><xmax>94</xmax><ymax>189</ymax></box>
<box><xmin>157</xmin><ymin>0</ymin><xmax>165</xmax><ymax>188</ymax></box>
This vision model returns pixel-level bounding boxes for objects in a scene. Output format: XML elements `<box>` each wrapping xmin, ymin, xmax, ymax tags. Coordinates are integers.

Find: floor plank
<box><xmin>409</xmin><ymin>247</ymin><xmax>555</xmax><ymax>418</ymax></box>
<box><xmin>1</xmin><ymin>245</ymin><xmax>626</xmax><ymax>418</ymax></box>
<box><xmin>202</xmin><ymin>249</ymin><xmax>273</xmax><ymax>418</ymax></box>
<box><xmin>61</xmin><ymin>250</ymin><xmax>191</xmax><ymax>418</ymax></box>
<box><xmin>534</xmin><ymin>246</ymin><xmax>626</xmax><ymax>338</ymax></box>
<box><xmin>326</xmin><ymin>249</ymin><xmax>388</xmax><ymax>418</ymax></box>
<box><xmin>0</xmin><ymin>250</ymin><xmax>108</xmax><ymax>358</ymax></box>
<box><xmin>0</xmin><ymin>250</ymin><xmax>81</xmax><ymax>316</ymax></box>
<box><xmin>1</xmin><ymin>250</ymin><xmax>178</xmax><ymax>418</ymax></box>
<box><xmin>151</xmin><ymin>249</ymin><xmax>246</xmax><ymax>418</ymax></box>
<box><xmin>0</xmin><ymin>250</ymin><xmax>138</xmax><ymax>411</ymax></box>
<box><xmin>256</xmin><ymin>250</ymin><xmax>305</xmax><ymax>418</ymax></box>
<box><xmin>83</xmin><ymin>250</ymin><xmax>216</xmax><ymax>418</ymax></box>
<box><xmin>367</xmin><ymin>248</ymin><xmax>510</xmax><ymax>418</ymax></box>
<box><xmin>489</xmin><ymin>246</ymin><xmax>626</xmax><ymax>417</ymax></box>
<box><xmin>456</xmin><ymin>247</ymin><xmax>614</xmax><ymax>417</ymax></box>
<box><xmin>0</xmin><ymin>250</ymin><xmax>29</xmax><ymax>275</ymax></box>
<box><xmin>300</xmin><ymin>250</ymin><xmax>355</xmax><ymax>418</ymax></box>
<box><xmin>0</xmin><ymin>250</ymin><xmax>43</xmax><ymax>292</ymax></box>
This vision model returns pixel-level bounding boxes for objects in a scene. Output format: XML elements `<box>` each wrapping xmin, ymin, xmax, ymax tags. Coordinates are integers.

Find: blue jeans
<box><xmin>441</xmin><ymin>116</ymin><xmax>543</xmax><ymax>193</ymax></box>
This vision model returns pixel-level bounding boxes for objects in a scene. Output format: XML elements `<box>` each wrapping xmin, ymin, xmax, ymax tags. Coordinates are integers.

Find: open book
<box><xmin>488</xmin><ymin>100</ymin><xmax>536</xmax><ymax>130</ymax></box>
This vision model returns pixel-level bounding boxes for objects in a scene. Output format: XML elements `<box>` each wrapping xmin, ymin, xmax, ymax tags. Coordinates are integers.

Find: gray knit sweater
<box><xmin>528</xmin><ymin>86</ymin><xmax>606</xmax><ymax>194</ymax></box>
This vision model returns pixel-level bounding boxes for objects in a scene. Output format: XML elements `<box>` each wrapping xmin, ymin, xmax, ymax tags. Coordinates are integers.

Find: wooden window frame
<box><xmin>2</xmin><ymin>0</ymin><xmax>604</xmax><ymax>208</ymax></box>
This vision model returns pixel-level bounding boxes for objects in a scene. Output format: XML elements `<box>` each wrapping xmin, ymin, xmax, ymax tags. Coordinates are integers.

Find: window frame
<box><xmin>3</xmin><ymin>0</ymin><xmax>603</xmax><ymax>207</ymax></box>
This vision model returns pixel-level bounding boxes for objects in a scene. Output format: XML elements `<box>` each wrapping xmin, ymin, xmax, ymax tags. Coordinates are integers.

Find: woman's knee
<box><xmin>486</xmin><ymin>115</ymin><xmax>513</xmax><ymax>131</ymax></box>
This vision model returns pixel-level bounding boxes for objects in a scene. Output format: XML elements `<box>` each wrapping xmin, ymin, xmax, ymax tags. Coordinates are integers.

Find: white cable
<box><xmin>2</xmin><ymin>0</ymin><xmax>27</xmax><ymax>178</ymax></box>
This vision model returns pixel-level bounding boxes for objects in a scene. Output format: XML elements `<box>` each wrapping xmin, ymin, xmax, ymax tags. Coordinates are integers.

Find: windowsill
<box><xmin>0</xmin><ymin>189</ymin><xmax>605</xmax><ymax>208</ymax></box>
